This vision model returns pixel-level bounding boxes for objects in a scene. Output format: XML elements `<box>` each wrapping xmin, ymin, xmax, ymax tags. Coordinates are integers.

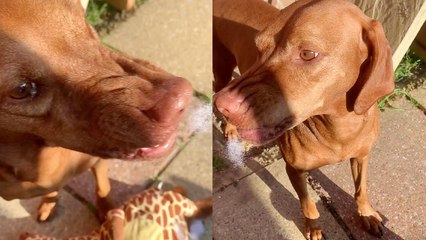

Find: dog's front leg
<box><xmin>91</xmin><ymin>158</ymin><xmax>112</xmax><ymax>220</ymax></box>
<box><xmin>350</xmin><ymin>156</ymin><xmax>383</xmax><ymax>237</ymax></box>
<box><xmin>285</xmin><ymin>163</ymin><xmax>322</xmax><ymax>240</ymax></box>
<box><xmin>37</xmin><ymin>191</ymin><xmax>59</xmax><ymax>221</ymax></box>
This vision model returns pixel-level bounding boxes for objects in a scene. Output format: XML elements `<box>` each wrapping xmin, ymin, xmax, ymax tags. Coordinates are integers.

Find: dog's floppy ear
<box><xmin>254</xmin><ymin>4</ymin><xmax>300</xmax><ymax>57</ymax></box>
<box><xmin>352</xmin><ymin>20</ymin><xmax>394</xmax><ymax>114</ymax></box>
<box><xmin>254</xmin><ymin>19</ymin><xmax>283</xmax><ymax>57</ymax></box>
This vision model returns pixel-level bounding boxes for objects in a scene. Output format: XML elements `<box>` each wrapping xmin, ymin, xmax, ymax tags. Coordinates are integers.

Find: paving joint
<box><xmin>63</xmin><ymin>185</ymin><xmax>98</xmax><ymax>218</ymax></box>
<box><xmin>307</xmin><ymin>174</ymin><xmax>355</xmax><ymax>240</ymax></box>
<box><xmin>213</xmin><ymin>161</ymin><xmax>274</xmax><ymax>193</ymax></box>
<box><xmin>153</xmin><ymin>132</ymin><xmax>199</xmax><ymax>183</ymax></box>
<box><xmin>403</xmin><ymin>93</ymin><xmax>426</xmax><ymax>114</ymax></box>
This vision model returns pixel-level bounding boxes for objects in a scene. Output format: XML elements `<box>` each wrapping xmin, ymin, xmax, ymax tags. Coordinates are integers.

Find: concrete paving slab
<box><xmin>103</xmin><ymin>0</ymin><xmax>212</xmax><ymax>95</ymax></box>
<box><xmin>158</xmin><ymin>131</ymin><xmax>213</xmax><ymax>240</ymax></box>
<box><xmin>159</xmin><ymin>132</ymin><xmax>212</xmax><ymax>200</ymax></box>
<box><xmin>316</xmin><ymin>98</ymin><xmax>426</xmax><ymax>239</ymax></box>
<box><xmin>0</xmin><ymin>190</ymin><xmax>99</xmax><ymax>240</ymax></box>
<box><xmin>410</xmin><ymin>83</ymin><xmax>426</xmax><ymax>108</ymax></box>
<box><xmin>213</xmin><ymin>159</ymin><xmax>348</xmax><ymax>240</ymax></box>
<box><xmin>67</xmin><ymin>155</ymin><xmax>172</xmax><ymax>207</ymax></box>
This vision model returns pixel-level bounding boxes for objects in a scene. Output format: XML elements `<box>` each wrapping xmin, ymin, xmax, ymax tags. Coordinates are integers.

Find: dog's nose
<box><xmin>214</xmin><ymin>90</ymin><xmax>243</xmax><ymax>117</ymax></box>
<box><xmin>144</xmin><ymin>77</ymin><xmax>192</xmax><ymax>123</ymax></box>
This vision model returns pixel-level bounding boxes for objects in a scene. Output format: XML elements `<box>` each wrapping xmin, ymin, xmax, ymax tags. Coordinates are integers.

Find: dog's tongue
<box><xmin>125</xmin><ymin>137</ymin><xmax>175</xmax><ymax>159</ymax></box>
<box><xmin>237</xmin><ymin>116</ymin><xmax>297</xmax><ymax>144</ymax></box>
<box><xmin>238</xmin><ymin>127</ymin><xmax>285</xmax><ymax>144</ymax></box>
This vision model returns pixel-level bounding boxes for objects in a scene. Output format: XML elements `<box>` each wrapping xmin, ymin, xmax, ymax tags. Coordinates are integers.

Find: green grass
<box><xmin>394</xmin><ymin>50</ymin><xmax>424</xmax><ymax>83</ymax></box>
<box><xmin>194</xmin><ymin>91</ymin><xmax>212</xmax><ymax>104</ymax></box>
<box><xmin>378</xmin><ymin>50</ymin><xmax>425</xmax><ymax>111</ymax></box>
<box><xmin>85</xmin><ymin>0</ymin><xmax>148</xmax><ymax>35</ymax></box>
<box><xmin>136</xmin><ymin>0</ymin><xmax>147</xmax><ymax>5</ymax></box>
<box><xmin>213</xmin><ymin>156</ymin><xmax>227</xmax><ymax>171</ymax></box>
<box><xmin>378</xmin><ymin>88</ymin><xmax>421</xmax><ymax>110</ymax></box>
<box><xmin>86</xmin><ymin>0</ymin><xmax>109</xmax><ymax>28</ymax></box>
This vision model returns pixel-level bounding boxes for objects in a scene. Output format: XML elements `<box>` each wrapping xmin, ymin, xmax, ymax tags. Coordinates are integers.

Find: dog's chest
<box><xmin>278</xmin><ymin>115</ymin><xmax>378</xmax><ymax>170</ymax></box>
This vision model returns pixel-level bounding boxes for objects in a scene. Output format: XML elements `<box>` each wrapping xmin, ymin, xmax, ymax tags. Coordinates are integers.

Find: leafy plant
<box><xmin>378</xmin><ymin>50</ymin><xmax>424</xmax><ymax>111</ymax></box>
<box><xmin>394</xmin><ymin>51</ymin><xmax>424</xmax><ymax>83</ymax></box>
<box><xmin>194</xmin><ymin>91</ymin><xmax>212</xmax><ymax>104</ymax></box>
<box><xmin>86</xmin><ymin>0</ymin><xmax>109</xmax><ymax>27</ymax></box>
<box><xmin>378</xmin><ymin>88</ymin><xmax>413</xmax><ymax>110</ymax></box>
<box><xmin>136</xmin><ymin>0</ymin><xmax>148</xmax><ymax>6</ymax></box>
<box><xmin>85</xmin><ymin>0</ymin><xmax>149</xmax><ymax>36</ymax></box>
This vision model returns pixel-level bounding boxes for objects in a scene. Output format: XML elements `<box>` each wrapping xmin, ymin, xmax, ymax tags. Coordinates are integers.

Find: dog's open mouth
<box><xmin>237</xmin><ymin>116</ymin><xmax>296</xmax><ymax>144</ymax></box>
<box><xmin>121</xmin><ymin>135</ymin><xmax>176</xmax><ymax>160</ymax></box>
<box><xmin>239</xmin><ymin>127</ymin><xmax>284</xmax><ymax>144</ymax></box>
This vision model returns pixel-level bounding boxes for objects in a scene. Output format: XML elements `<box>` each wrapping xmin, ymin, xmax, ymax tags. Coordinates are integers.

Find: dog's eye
<box><xmin>300</xmin><ymin>50</ymin><xmax>319</xmax><ymax>61</ymax></box>
<box><xmin>10</xmin><ymin>82</ymin><xmax>38</xmax><ymax>99</ymax></box>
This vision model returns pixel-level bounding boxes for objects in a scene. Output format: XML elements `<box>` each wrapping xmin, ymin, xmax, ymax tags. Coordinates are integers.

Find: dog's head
<box><xmin>214</xmin><ymin>0</ymin><xmax>393</xmax><ymax>144</ymax></box>
<box><xmin>0</xmin><ymin>1</ymin><xmax>192</xmax><ymax>159</ymax></box>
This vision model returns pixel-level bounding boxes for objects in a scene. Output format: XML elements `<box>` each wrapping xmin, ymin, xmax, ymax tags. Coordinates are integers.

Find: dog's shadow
<box><xmin>213</xmin><ymin>118</ymin><xmax>305</xmax><ymax>236</ymax></box>
<box><xmin>65</xmin><ymin>173</ymin><xmax>210</xmax><ymax>210</ymax></box>
<box><xmin>2</xmin><ymin>194</ymin><xmax>100</xmax><ymax>239</ymax></box>
<box><xmin>310</xmin><ymin>170</ymin><xmax>404</xmax><ymax>240</ymax></box>
<box><xmin>245</xmin><ymin>158</ymin><xmax>306</xmax><ymax>233</ymax></box>
<box><xmin>244</xmin><ymin>158</ymin><xmax>404</xmax><ymax>239</ymax></box>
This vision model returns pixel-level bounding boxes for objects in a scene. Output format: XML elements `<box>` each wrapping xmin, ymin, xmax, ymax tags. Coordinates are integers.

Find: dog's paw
<box><xmin>304</xmin><ymin>218</ymin><xmax>323</xmax><ymax>240</ymax></box>
<box><xmin>37</xmin><ymin>193</ymin><xmax>59</xmax><ymax>222</ymax></box>
<box><xmin>224</xmin><ymin>123</ymin><xmax>239</xmax><ymax>140</ymax></box>
<box><xmin>37</xmin><ymin>201</ymin><xmax>57</xmax><ymax>222</ymax></box>
<box><xmin>359</xmin><ymin>209</ymin><xmax>384</xmax><ymax>237</ymax></box>
<box><xmin>96</xmin><ymin>196</ymin><xmax>115</xmax><ymax>221</ymax></box>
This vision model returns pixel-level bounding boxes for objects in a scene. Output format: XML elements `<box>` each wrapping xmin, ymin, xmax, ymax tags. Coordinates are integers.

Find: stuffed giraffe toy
<box><xmin>20</xmin><ymin>185</ymin><xmax>212</xmax><ymax>240</ymax></box>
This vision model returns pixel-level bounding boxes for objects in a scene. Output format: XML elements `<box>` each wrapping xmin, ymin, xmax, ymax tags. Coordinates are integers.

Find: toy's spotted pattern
<box><xmin>20</xmin><ymin>188</ymin><xmax>199</xmax><ymax>240</ymax></box>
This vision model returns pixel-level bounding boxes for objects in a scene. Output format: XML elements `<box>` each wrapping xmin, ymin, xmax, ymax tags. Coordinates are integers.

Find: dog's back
<box><xmin>213</xmin><ymin>0</ymin><xmax>279</xmax><ymax>91</ymax></box>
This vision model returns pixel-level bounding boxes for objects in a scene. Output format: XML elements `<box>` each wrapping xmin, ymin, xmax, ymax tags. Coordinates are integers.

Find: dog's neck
<box><xmin>319</xmin><ymin>93</ymin><xmax>371</xmax><ymax>117</ymax></box>
<box><xmin>303</xmin><ymin>94</ymin><xmax>378</xmax><ymax>143</ymax></box>
<box><xmin>0</xmin><ymin>129</ymin><xmax>45</xmax><ymax>167</ymax></box>
<box><xmin>0</xmin><ymin>147</ymin><xmax>43</xmax><ymax>173</ymax></box>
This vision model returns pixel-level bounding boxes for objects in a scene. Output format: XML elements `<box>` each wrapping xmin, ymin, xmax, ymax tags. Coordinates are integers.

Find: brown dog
<box><xmin>0</xmin><ymin>1</ymin><xmax>191</xmax><ymax>220</ymax></box>
<box><xmin>214</xmin><ymin>0</ymin><xmax>393</xmax><ymax>239</ymax></box>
